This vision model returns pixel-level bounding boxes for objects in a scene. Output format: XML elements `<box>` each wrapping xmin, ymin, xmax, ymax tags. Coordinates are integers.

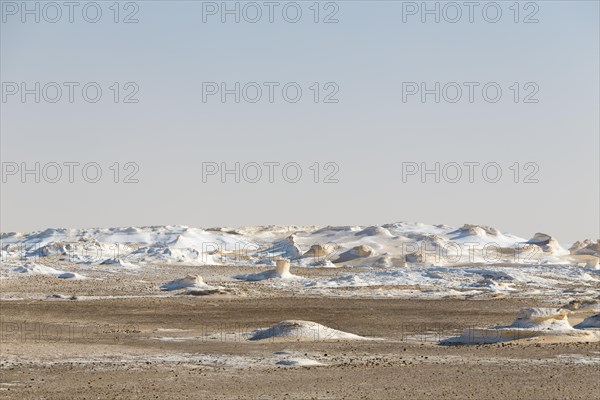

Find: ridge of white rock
<box><xmin>2</xmin><ymin>223</ymin><xmax>597</xmax><ymax>272</ymax></box>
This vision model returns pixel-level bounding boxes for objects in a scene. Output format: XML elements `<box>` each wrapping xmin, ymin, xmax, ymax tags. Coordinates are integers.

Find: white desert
<box><xmin>1</xmin><ymin>222</ymin><xmax>599</xmax><ymax>399</ymax></box>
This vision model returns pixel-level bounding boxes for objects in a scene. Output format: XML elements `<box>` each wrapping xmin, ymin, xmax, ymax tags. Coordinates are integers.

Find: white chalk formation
<box><xmin>303</xmin><ymin>244</ymin><xmax>330</xmax><ymax>258</ymax></box>
<box><xmin>234</xmin><ymin>258</ymin><xmax>299</xmax><ymax>281</ymax></box>
<box><xmin>160</xmin><ymin>275</ymin><xmax>223</xmax><ymax>295</ymax></box>
<box><xmin>526</xmin><ymin>233</ymin><xmax>569</xmax><ymax>256</ymax></box>
<box><xmin>276</xmin><ymin>259</ymin><xmax>291</xmax><ymax>275</ymax></box>
<box><xmin>2</xmin><ymin>224</ymin><xmax>598</xmax><ymax>301</ymax></box>
<box><xmin>332</xmin><ymin>245</ymin><xmax>374</xmax><ymax>263</ymax></box>
<box><xmin>2</xmin><ymin>223</ymin><xmax>597</xmax><ymax>268</ymax></box>
<box><xmin>449</xmin><ymin>308</ymin><xmax>600</xmax><ymax>344</ymax></box>
<box><xmin>510</xmin><ymin>308</ymin><xmax>572</xmax><ymax>330</ymax></box>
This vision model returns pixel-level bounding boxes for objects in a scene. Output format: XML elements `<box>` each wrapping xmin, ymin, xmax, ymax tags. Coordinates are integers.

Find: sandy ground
<box><xmin>1</xmin><ymin>295</ymin><xmax>599</xmax><ymax>400</ymax></box>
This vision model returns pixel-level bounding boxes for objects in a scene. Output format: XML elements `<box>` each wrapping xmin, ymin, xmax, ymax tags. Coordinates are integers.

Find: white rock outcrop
<box><xmin>447</xmin><ymin>308</ymin><xmax>599</xmax><ymax>344</ymax></box>
<box><xmin>526</xmin><ymin>233</ymin><xmax>568</xmax><ymax>255</ymax></box>
<box><xmin>160</xmin><ymin>275</ymin><xmax>223</xmax><ymax>295</ymax></box>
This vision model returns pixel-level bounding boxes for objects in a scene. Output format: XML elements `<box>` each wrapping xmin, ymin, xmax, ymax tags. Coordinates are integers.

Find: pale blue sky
<box><xmin>1</xmin><ymin>1</ymin><xmax>599</xmax><ymax>243</ymax></box>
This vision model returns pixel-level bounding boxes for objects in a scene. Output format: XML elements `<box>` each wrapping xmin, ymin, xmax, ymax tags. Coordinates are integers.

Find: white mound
<box><xmin>355</xmin><ymin>226</ymin><xmax>392</xmax><ymax>237</ymax></box>
<box><xmin>13</xmin><ymin>263</ymin><xmax>86</xmax><ymax>279</ymax></box>
<box><xmin>452</xmin><ymin>224</ymin><xmax>500</xmax><ymax>237</ymax></box>
<box><xmin>276</xmin><ymin>358</ymin><xmax>325</xmax><ymax>366</ymax></box>
<box><xmin>448</xmin><ymin>308</ymin><xmax>599</xmax><ymax>344</ymax></box>
<box><xmin>160</xmin><ymin>275</ymin><xmax>222</xmax><ymax>294</ymax></box>
<box><xmin>574</xmin><ymin>314</ymin><xmax>600</xmax><ymax>329</ymax></box>
<box><xmin>248</xmin><ymin>320</ymin><xmax>368</xmax><ymax>341</ymax></box>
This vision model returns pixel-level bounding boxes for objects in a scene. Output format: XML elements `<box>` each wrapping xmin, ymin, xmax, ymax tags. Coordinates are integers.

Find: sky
<box><xmin>1</xmin><ymin>0</ymin><xmax>599</xmax><ymax>244</ymax></box>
